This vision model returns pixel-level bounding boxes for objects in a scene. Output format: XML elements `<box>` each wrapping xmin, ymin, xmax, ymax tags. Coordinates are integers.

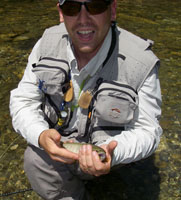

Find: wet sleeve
<box><xmin>104</xmin><ymin>64</ymin><xmax>162</xmax><ymax>166</ymax></box>
<box><xmin>9</xmin><ymin>39</ymin><xmax>49</xmax><ymax>148</ymax></box>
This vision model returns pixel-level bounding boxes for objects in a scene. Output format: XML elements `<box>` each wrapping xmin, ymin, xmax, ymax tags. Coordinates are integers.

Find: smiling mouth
<box><xmin>77</xmin><ymin>30</ymin><xmax>95</xmax><ymax>39</ymax></box>
<box><xmin>78</xmin><ymin>30</ymin><xmax>94</xmax><ymax>34</ymax></box>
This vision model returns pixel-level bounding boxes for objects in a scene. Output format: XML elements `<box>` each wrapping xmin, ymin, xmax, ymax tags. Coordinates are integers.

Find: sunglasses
<box><xmin>59</xmin><ymin>0</ymin><xmax>112</xmax><ymax>16</ymax></box>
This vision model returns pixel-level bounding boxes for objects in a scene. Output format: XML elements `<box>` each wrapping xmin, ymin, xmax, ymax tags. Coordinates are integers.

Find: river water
<box><xmin>0</xmin><ymin>0</ymin><xmax>180</xmax><ymax>199</ymax></box>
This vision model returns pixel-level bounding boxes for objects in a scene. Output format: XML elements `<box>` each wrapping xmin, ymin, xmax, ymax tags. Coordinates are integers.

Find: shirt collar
<box><xmin>67</xmin><ymin>28</ymin><xmax>112</xmax><ymax>78</ymax></box>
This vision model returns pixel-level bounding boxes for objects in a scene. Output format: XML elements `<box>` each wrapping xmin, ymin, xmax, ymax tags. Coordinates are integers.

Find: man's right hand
<box><xmin>39</xmin><ymin>129</ymin><xmax>78</xmax><ymax>164</ymax></box>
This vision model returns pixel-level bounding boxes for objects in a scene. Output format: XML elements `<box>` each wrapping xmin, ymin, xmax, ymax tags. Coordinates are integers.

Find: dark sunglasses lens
<box><xmin>61</xmin><ymin>1</ymin><xmax>81</xmax><ymax>16</ymax></box>
<box><xmin>87</xmin><ymin>1</ymin><xmax>109</xmax><ymax>15</ymax></box>
<box><xmin>60</xmin><ymin>0</ymin><xmax>110</xmax><ymax>16</ymax></box>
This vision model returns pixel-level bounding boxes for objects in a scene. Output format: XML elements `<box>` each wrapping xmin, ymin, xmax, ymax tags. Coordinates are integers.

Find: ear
<box><xmin>57</xmin><ymin>3</ymin><xmax>64</xmax><ymax>23</ymax></box>
<box><xmin>111</xmin><ymin>0</ymin><xmax>117</xmax><ymax>21</ymax></box>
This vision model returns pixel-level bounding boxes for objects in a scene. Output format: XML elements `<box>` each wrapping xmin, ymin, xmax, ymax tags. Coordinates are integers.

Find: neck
<box><xmin>74</xmin><ymin>49</ymin><xmax>98</xmax><ymax>71</ymax></box>
<box><xmin>72</xmin><ymin>26</ymin><xmax>113</xmax><ymax>70</ymax></box>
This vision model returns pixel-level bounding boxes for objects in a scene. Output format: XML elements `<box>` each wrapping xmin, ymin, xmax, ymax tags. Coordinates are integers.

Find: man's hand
<box><xmin>39</xmin><ymin>129</ymin><xmax>78</xmax><ymax>164</ymax></box>
<box><xmin>78</xmin><ymin>141</ymin><xmax>117</xmax><ymax>176</ymax></box>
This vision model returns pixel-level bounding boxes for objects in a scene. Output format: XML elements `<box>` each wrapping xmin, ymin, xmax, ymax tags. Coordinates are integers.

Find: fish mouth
<box><xmin>98</xmin><ymin>152</ymin><xmax>106</xmax><ymax>162</ymax></box>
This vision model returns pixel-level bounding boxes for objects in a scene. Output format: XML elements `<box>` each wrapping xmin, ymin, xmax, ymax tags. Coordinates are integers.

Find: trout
<box><xmin>60</xmin><ymin>141</ymin><xmax>106</xmax><ymax>162</ymax></box>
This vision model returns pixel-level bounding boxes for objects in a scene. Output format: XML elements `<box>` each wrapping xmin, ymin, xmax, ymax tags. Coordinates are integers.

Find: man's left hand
<box><xmin>78</xmin><ymin>141</ymin><xmax>117</xmax><ymax>176</ymax></box>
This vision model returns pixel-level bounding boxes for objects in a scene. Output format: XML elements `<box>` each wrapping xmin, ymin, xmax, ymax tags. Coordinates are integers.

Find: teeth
<box><xmin>78</xmin><ymin>30</ymin><xmax>93</xmax><ymax>34</ymax></box>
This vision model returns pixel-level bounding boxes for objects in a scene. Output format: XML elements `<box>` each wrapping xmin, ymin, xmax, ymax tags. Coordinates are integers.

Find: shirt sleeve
<box><xmin>104</xmin><ymin>64</ymin><xmax>162</xmax><ymax>166</ymax></box>
<box><xmin>9</xmin><ymin>39</ymin><xmax>50</xmax><ymax>148</ymax></box>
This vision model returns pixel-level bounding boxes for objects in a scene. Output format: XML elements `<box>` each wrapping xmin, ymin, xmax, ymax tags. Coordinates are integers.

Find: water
<box><xmin>0</xmin><ymin>0</ymin><xmax>180</xmax><ymax>199</ymax></box>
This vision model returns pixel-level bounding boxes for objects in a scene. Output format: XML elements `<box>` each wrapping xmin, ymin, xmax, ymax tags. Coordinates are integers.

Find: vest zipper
<box><xmin>94</xmin><ymin>87</ymin><xmax>136</xmax><ymax>102</ymax></box>
<box><xmin>92</xmin><ymin>79</ymin><xmax>137</xmax><ymax>102</ymax></box>
<box><xmin>108</xmin><ymin>94</ymin><xmax>130</xmax><ymax>101</ymax></box>
<box><xmin>39</xmin><ymin>57</ymin><xmax>69</xmax><ymax>65</ymax></box>
<box><xmin>102</xmin><ymin>80</ymin><xmax>137</xmax><ymax>93</ymax></box>
<box><xmin>34</xmin><ymin>64</ymin><xmax>68</xmax><ymax>84</ymax></box>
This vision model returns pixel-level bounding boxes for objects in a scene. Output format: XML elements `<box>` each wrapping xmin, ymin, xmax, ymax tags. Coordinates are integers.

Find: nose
<box><xmin>78</xmin><ymin>4</ymin><xmax>90</xmax><ymax>21</ymax></box>
<box><xmin>79</xmin><ymin>2</ymin><xmax>89</xmax><ymax>13</ymax></box>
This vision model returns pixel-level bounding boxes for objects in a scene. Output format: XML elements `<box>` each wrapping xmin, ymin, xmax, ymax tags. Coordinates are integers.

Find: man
<box><xmin>10</xmin><ymin>0</ymin><xmax>162</xmax><ymax>199</ymax></box>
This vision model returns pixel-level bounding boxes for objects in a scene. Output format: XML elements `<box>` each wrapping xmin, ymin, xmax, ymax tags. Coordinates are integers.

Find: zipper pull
<box><xmin>63</xmin><ymin>80</ymin><xmax>74</xmax><ymax>102</ymax></box>
<box><xmin>78</xmin><ymin>78</ymin><xmax>103</xmax><ymax>109</ymax></box>
<box><xmin>78</xmin><ymin>89</ymin><xmax>93</xmax><ymax>109</ymax></box>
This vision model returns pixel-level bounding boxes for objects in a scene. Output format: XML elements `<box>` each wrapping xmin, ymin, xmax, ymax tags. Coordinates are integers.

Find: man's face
<box><xmin>58</xmin><ymin>0</ymin><xmax>116</xmax><ymax>58</ymax></box>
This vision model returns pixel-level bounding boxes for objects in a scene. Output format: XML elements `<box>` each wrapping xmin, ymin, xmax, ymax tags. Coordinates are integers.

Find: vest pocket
<box><xmin>93</xmin><ymin>81</ymin><xmax>138</xmax><ymax>124</ymax></box>
<box><xmin>32</xmin><ymin>57</ymin><xmax>71</xmax><ymax>129</ymax></box>
<box><xmin>32</xmin><ymin>57</ymin><xmax>69</xmax><ymax>95</ymax></box>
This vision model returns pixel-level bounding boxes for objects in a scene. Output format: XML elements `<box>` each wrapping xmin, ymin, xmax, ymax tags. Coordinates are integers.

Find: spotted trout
<box><xmin>60</xmin><ymin>141</ymin><xmax>106</xmax><ymax>162</ymax></box>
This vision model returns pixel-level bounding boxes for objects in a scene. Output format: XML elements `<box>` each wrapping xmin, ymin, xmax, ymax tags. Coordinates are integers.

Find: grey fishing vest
<box><xmin>32</xmin><ymin>23</ymin><xmax>159</xmax><ymax>144</ymax></box>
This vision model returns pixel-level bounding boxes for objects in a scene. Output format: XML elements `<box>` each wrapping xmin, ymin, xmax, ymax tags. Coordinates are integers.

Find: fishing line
<box><xmin>0</xmin><ymin>135</ymin><xmax>20</xmax><ymax>161</ymax></box>
<box><xmin>0</xmin><ymin>135</ymin><xmax>33</xmax><ymax>197</ymax></box>
<box><xmin>0</xmin><ymin>188</ymin><xmax>33</xmax><ymax>197</ymax></box>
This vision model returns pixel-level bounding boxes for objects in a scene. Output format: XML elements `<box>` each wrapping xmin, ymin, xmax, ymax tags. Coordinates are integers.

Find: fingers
<box><xmin>79</xmin><ymin>145</ymin><xmax>94</xmax><ymax>174</ymax></box>
<box><xmin>106</xmin><ymin>140</ymin><xmax>117</xmax><ymax>157</ymax></box>
<box><xmin>49</xmin><ymin>130</ymin><xmax>61</xmax><ymax>144</ymax></box>
<box><xmin>38</xmin><ymin>129</ymin><xmax>78</xmax><ymax>163</ymax></box>
<box><xmin>48</xmin><ymin>144</ymin><xmax>79</xmax><ymax>162</ymax></box>
<box><xmin>79</xmin><ymin>145</ymin><xmax>109</xmax><ymax>176</ymax></box>
<box><xmin>48</xmin><ymin>147</ymin><xmax>78</xmax><ymax>164</ymax></box>
<box><xmin>92</xmin><ymin>151</ymin><xmax>107</xmax><ymax>176</ymax></box>
<box><xmin>101</xmin><ymin>140</ymin><xmax>117</xmax><ymax>162</ymax></box>
<box><xmin>78</xmin><ymin>141</ymin><xmax>118</xmax><ymax>176</ymax></box>
<box><xmin>39</xmin><ymin>129</ymin><xmax>61</xmax><ymax>148</ymax></box>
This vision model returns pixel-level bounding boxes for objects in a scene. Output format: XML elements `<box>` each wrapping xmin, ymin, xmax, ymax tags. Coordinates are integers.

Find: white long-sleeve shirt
<box><xmin>10</xmin><ymin>28</ymin><xmax>162</xmax><ymax>166</ymax></box>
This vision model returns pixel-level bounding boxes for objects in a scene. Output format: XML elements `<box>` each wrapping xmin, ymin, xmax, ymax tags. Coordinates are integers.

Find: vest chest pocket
<box><xmin>93</xmin><ymin>81</ymin><xmax>138</xmax><ymax>124</ymax></box>
<box><xmin>32</xmin><ymin>57</ymin><xmax>72</xmax><ymax>129</ymax></box>
<box><xmin>32</xmin><ymin>57</ymin><xmax>70</xmax><ymax>96</ymax></box>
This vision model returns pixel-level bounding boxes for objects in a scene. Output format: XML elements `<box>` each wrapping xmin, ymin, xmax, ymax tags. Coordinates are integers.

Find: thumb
<box><xmin>107</xmin><ymin>140</ymin><xmax>117</xmax><ymax>156</ymax></box>
<box><xmin>49</xmin><ymin>129</ymin><xmax>61</xmax><ymax>143</ymax></box>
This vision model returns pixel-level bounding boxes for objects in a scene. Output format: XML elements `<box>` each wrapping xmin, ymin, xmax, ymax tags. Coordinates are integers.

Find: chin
<box><xmin>79</xmin><ymin>46</ymin><xmax>97</xmax><ymax>54</ymax></box>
